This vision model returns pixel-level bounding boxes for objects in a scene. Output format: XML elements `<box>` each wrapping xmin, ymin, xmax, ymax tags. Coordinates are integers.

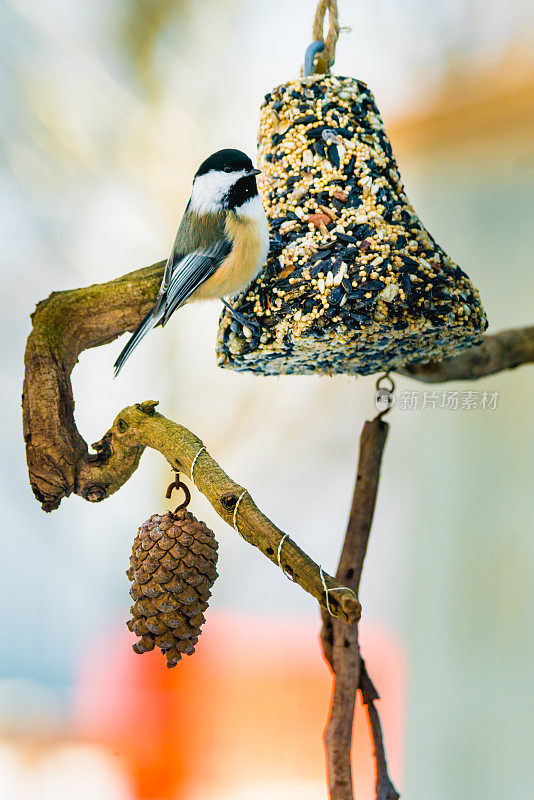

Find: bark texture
<box><xmin>321</xmin><ymin>418</ymin><xmax>398</xmax><ymax>800</ymax></box>
<box><xmin>22</xmin><ymin>259</ymin><xmax>533</xmax><ymax>511</ymax></box>
<box><xmin>23</xmin><ymin>260</ymin><xmax>164</xmax><ymax>510</ymax></box>
<box><xmin>21</xmin><ymin>260</ymin><xmax>533</xmax><ymax>800</ymax></box>
<box><xmin>399</xmin><ymin>325</ymin><xmax>534</xmax><ymax>383</ymax></box>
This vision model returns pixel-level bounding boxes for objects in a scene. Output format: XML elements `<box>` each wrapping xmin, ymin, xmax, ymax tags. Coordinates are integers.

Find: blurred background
<box><xmin>1</xmin><ymin>1</ymin><xmax>533</xmax><ymax>798</ymax></box>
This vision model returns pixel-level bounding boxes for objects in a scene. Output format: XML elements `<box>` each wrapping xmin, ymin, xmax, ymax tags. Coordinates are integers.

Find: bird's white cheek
<box><xmin>190</xmin><ymin>169</ymin><xmax>248</xmax><ymax>213</ymax></box>
<box><xmin>190</xmin><ymin>175</ymin><xmax>223</xmax><ymax>213</ymax></box>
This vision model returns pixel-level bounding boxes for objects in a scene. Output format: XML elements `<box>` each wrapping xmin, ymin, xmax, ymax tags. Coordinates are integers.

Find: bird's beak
<box><xmin>248</xmin><ymin>168</ymin><xmax>261</xmax><ymax>176</ymax></box>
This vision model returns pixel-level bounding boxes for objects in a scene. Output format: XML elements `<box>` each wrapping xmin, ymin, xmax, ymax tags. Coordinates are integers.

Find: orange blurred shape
<box><xmin>72</xmin><ymin>612</ymin><xmax>405</xmax><ymax>800</ymax></box>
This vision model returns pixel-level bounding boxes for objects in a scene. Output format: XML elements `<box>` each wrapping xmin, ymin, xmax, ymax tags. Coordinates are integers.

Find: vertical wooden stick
<box><xmin>321</xmin><ymin>417</ymin><xmax>398</xmax><ymax>800</ymax></box>
<box><xmin>359</xmin><ymin>659</ymin><xmax>400</xmax><ymax>800</ymax></box>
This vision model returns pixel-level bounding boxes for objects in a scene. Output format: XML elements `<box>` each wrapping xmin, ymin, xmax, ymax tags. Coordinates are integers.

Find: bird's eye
<box><xmin>223</xmin><ymin>166</ymin><xmax>232</xmax><ymax>172</ymax></box>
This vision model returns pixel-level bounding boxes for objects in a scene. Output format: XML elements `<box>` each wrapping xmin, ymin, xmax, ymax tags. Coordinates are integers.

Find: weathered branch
<box><xmin>93</xmin><ymin>400</ymin><xmax>365</xmax><ymax>622</ymax></box>
<box><xmin>21</xmin><ymin>260</ymin><xmax>361</xmax><ymax>622</ymax></box>
<box><xmin>21</xmin><ymin>249</ymin><xmax>534</xmax><ymax>800</ymax></box>
<box><xmin>320</xmin><ymin>417</ymin><xmax>397</xmax><ymax>800</ymax></box>
<box><xmin>398</xmin><ymin>325</ymin><xmax>534</xmax><ymax>383</ymax></box>
<box><xmin>22</xmin><ymin>258</ymin><xmax>533</xmax><ymax>509</ymax></box>
<box><xmin>359</xmin><ymin>659</ymin><xmax>400</xmax><ymax>800</ymax></box>
<box><xmin>23</xmin><ymin>260</ymin><xmax>165</xmax><ymax>510</ymax></box>
<box><xmin>21</xmin><ymin>257</ymin><xmax>533</xmax><ymax>744</ymax></box>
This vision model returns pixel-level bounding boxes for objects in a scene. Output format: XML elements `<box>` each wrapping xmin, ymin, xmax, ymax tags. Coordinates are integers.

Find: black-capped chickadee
<box><xmin>114</xmin><ymin>148</ymin><xmax>269</xmax><ymax>375</ymax></box>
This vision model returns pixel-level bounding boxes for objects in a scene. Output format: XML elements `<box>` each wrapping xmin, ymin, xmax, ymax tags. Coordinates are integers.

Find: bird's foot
<box><xmin>222</xmin><ymin>299</ymin><xmax>261</xmax><ymax>333</ymax></box>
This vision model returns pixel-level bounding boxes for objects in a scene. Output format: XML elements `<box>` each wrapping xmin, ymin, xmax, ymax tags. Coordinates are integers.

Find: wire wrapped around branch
<box><xmin>68</xmin><ymin>398</ymin><xmax>364</xmax><ymax>623</ymax></box>
<box><xmin>22</xmin><ymin>255</ymin><xmax>532</xmax><ymax>511</ymax></box>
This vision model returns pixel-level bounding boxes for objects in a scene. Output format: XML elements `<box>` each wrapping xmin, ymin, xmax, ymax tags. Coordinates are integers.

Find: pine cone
<box><xmin>126</xmin><ymin>509</ymin><xmax>218</xmax><ymax>667</ymax></box>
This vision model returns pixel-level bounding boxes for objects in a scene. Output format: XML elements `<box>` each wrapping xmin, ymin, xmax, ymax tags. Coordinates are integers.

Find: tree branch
<box><xmin>359</xmin><ymin>659</ymin><xmax>400</xmax><ymax>800</ymax></box>
<box><xmin>72</xmin><ymin>397</ymin><xmax>369</xmax><ymax>621</ymax></box>
<box><xmin>23</xmin><ymin>260</ymin><xmax>165</xmax><ymax>510</ymax></box>
<box><xmin>398</xmin><ymin>325</ymin><xmax>534</xmax><ymax>383</ymax></box>
<box><xmin>21</xmin><ymin>260</ymin><xmax>362</xmax><ymax>623</ymax></box>
<box><xmin>20</xmin><ymin>255</ymin><xmax>533</xmax><ymax>800</ymax></box>
<box><xmin>22</xmin><ymin>258</ymin><xmax>532</xmax><ymax>509</ymax></box>
<box><xmin>320</xmin><ymin>417</ymin><xmax>397</xmax><ymax>800</ymax></box>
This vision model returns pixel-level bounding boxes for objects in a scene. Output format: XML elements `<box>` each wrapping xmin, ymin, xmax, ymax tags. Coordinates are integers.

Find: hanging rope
<box><xmin>311</xmin><ymin>0</ymin><xmax>340</xmax><ymax>74</ymax></box>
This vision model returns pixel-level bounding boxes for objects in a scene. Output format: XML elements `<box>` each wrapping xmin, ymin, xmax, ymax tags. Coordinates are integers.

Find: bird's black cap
<box><xmin>195</xmin><ymin>148</ymin><xmax>254</xmax><ymax>177</ymax></box>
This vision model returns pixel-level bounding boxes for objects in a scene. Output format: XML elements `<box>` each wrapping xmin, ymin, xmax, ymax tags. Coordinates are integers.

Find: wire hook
<box><xmin>166</xmin><ymin>472</ymin><xmax>191</xmax><ymax>513</ymax></box>
<box><xmin>375</xmin><ymin>372</ymin><xmax>395</xmax><ymax>395</ymax></box>
<box><xmin>374</xmin><ymin>372</ymin><xmax>396</xmax><ymax>420</ymax></box>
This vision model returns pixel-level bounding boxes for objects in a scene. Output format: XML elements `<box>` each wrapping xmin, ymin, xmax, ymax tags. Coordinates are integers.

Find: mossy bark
<box><xmin>20</xmin><ymin>257</ymin><xmax>533</xmax><ymax>800</ymax></box>
<box><xmin>20</xmin><ymin>260</ymin><xmax>533</xmax><ymax>622</ymax></box>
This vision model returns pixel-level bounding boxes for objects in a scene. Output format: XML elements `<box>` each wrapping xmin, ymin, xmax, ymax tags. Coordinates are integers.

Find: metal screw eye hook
<box><xmin>303</xmin><ymin>40</ymin><xmax>325</xmax><ymax>78</ymax></box>
<box><xmin>375</xmin><ymin>372</ymin><xmax>396</xmax><ymax>395</ymax></box>
<box><xmin>166</xmin><ymin>472</ymin><xmax>191</xmax><ymax>513</ymax></box>
<box><xmin>375</xmin><ymin>372</ymin><xmax>396</xmax><ymax>420</ymax></box>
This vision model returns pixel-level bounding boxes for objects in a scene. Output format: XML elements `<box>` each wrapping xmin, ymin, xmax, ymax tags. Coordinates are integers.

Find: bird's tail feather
<box><xmin>113</xmin><ymin>310</ymin><xmax>157</xmax><ymax>376</ymax></box>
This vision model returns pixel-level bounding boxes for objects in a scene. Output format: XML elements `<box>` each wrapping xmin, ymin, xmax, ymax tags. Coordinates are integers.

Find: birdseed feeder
<box><xmin>216</xmin><ymin>70</ymin><xmax>487</xmax><ymax>376</ymax></box>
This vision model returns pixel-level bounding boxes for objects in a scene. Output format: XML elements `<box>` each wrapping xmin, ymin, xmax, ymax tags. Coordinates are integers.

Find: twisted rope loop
<box><xmin>311</xmin><ymin>0</ymin><xmax>340</xmax><ymax>74</ymax></box>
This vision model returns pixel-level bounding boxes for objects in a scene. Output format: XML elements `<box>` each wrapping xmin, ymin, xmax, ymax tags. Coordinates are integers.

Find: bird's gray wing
<box><xmin>151</xmin><ymin>208</ymin><xmax>230</xmax><ymax>324</ymax></box>
<box><xmin>114</xmin><ymin>210</ymin><xmax>230</xmax><ymax>375</ymax></box>
<box><xmin>114</xmin><ymin>240</ymin><xmax>230</xmax><ymax>375</ymax></box>
<box><xmin>159</xmin><ymin>236</ymin><xmax>232</xmax><ymax>326</ymax></box>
